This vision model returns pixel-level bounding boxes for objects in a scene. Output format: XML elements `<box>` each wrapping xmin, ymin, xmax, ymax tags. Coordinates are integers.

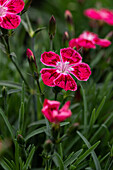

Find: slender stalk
<box><xmin>1</xmin><ymin>33</ymin><xmax>30</xmax><ymax>91</ymax></box>
<box><xmin>31</xmin><ymin>37</ymin><xmax>37</xmax><ymax>120</ymax></box>
<box><xmin>55</xmin><ymin>92</ymin><xmax>57</xmax><ymax>100</ymax></box>
<box><xmin>50</xmin><ymin>39</ymin><xmax>53</xmax><ymax>50</ymax></box>
<box><xmin>10</xmin><ymin>55</ymin><xmax>30</xmax><ymax>90</ymax></box>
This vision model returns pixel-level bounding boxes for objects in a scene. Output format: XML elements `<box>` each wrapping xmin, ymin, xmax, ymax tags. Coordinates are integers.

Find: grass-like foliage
<box><xmin>0</xmin><ymin>0</ymin><xmax>113</xmax><ymax>169</ymax></box>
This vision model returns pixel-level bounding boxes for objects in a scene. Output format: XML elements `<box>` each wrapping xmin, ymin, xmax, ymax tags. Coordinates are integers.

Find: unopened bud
<box><xmin>65</xmin><ymin>10</ymin><xmax>73</xmax><ymax>25</ymax></box>
<box><xmin>49</xmin><ymin>15</ymin><xmax>56</xmax><ymax>40</ymax></box>
<box><xmin>26</xmin><ymin>49</ymin><xmax>38</xmax><ymax>77</ymax></box>
<box><xmin>67</xmin><ymin>123</ymin><xmax>79</xmax><ymax>136</ymax></box>
<box><xmin>63</xmin><ymin>31</ymin><xmax>69</xmax><ymax>47</ymax></box>
<box><xmin>2</xmin><ymin>86</ymin><xmax>7</xmax><ymax>98</ymax></box>
<box><xmin>105</xmin><ymin>31</ymin><xmax>113</xmax><ymax>40</ymax></box>
<box><xmin>52</xmin><ymin>123</ymin><xmax>60</xmax><ymax>142</ymax></box>
<box><xmin>17</xmin><ymin>134</ymin><xmax>25</xmax><ymax>146</ymax></box>
<box><xmin>44</xmin><ymin>139</ymin><xmax>52</xmax><ymax>152</ymax></box>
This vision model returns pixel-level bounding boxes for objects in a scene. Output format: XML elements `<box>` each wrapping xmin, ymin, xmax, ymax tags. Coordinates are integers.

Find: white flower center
<box><xmin>0</xmin><ymin>6</ymin><xmax>7</xmax><ymax>17</ymax></box>
<box><xmin>56</xmin><ymin>61</ymin><xmax>73</xmax><ymax>74</ymax></box>
<box><xmin>83</xmin><ymin>32</ymin><xmax>95</xmax><ymax>41</ymax></box>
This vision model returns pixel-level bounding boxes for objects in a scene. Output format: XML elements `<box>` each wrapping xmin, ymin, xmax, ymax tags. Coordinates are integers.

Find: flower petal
<box><xmin>60</xmin><ymin>47</ymin><xmax>82</xmax><ymax>65</ymax></box>
<box><xmin>40</xmin><ymin>68</ymin><xmax>60</xmax><ymax>87</ymax></box>
<box><xmin>42</xmin><ymin>99</ymin><xmax>60</xmax><ymax>123</ymax></box>
<box><xmin>54</xmin><ymin>74</ymin><xmax>77</xmax><ymax>91</ymax></box>
<box><xmin>0</xmin><ymin>14</ymin><xmax>21</xmax><ymax>29</ymax></box>
<box><xmin>69</xmin><ymin>38</ymin><xmax>81</xmax><ymax>50</ymax></box>
<box><xmin>5</xmin><ymin>0</ymin><xmax>24</xmax><ymax>14</ymax></box>
<box><xmin>55</xmin><ymin>110</ymin><xmax>72</xmax><ymax>122</ymax></box>
<box><xmin>95</xmin><ymin>38</ymin><xmax>111</xmax><ymax>47</ymax></box>
<box><xmin>43</xmin><ymin>99</ymin><xmax>60</xmax><ymax>110</ymax></box>
<box><xmin>84</xmin><ymin>8</ymin><xmax>102</xmax><ymax>20</ymax></box>
<box><xmin>77</xmin><ymin>39</ymin><xmax>96</xmax><ymax>49</ymax></box>
<box><xmin>0</xmin><ymin>0</ymin><xmax>7</xmax><ymax>6</ymax></box>
<box><xmin>41</xmin><ymin>51</ymin><xmax>61</xmax><ymax>67</ymax></box>
<box><xmin>42</xmin><ymin>105</ymin><xmax>55</xmax><ymax>122</ymax></box>
<box><xmin>71</xmin><ymin>63</ymin><xmax>91</xmax><ymax>81</ymax></box>
<box><xmin>59</xmin><ymin>101</ymin><xmax>70</xmax><ymax>112</ymax></box>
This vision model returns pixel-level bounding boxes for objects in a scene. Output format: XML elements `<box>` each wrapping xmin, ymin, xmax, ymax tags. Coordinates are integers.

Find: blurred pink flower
<box><xmin>84</xmin><ymin>8</ymin><xmax>113</xmax><ymax>25</ymax></box>
<box><xmin>40</xmin><ymin>47</ymin><xmax>91</xmax><ymax>91</ymax></box>
<box><xmin>0</xmin><ymin>0</ymin><xmax>24</xmax><ymax>29</ymax></box>
<box><xmin>69</xmin><ymin>31</ymin><xmax>111</xmax><ymax>49</ymax></box>
<box><xmin>42</xmin><ymin>99</ymin><xmax>72</xmax><ymax>123</ymax></box>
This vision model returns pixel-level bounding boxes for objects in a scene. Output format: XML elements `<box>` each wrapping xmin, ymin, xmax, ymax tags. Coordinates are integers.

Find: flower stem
<box><xmin>10</xmin><ymin>55</ymin><xmax>30</xmax><ymax>90</ymax></box>
<box><xmin>1</xmin><ymin>32</ymin><xmax>30</xmax><ymax>91</ymax></box>
<box><xmin>55</xmin><ymin>92</ymin><xmax>58</xmax><ymax>100</ymax></box>
<box><xmin>50</xmin><ymin>39</ymin><xmax>53</xmax><ymax>50</ymax></box>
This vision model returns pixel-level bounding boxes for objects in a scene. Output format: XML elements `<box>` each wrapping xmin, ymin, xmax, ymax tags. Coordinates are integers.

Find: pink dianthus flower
<box><xmin>69</xmin><ymin>31</ymin><xmax>111</xmax><ymax>50</ymax></box>
<box><xmin>42</xmin><ymin>99</ymin><xmax>72</xmax><ymax>123</ymax></box>
<box><xmin>84</xmin><ymin>8</ymin><xmax>113</xmax><ymax>25</ymax></box>
<box><xmin>40</xmin><ymin>47</ymin><xmax>91</xmax><ymax>91</ymax></box>
<box><xmin>0</xmin><ymin>0</ymin><xmax>24</xmax><ymax>29</ymax></box>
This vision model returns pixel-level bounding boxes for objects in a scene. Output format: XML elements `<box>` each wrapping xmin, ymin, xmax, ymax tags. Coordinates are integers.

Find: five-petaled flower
<box><xmin>84</xmin><ymin>8</ymin><xmax>113</xmax><ymax>25</ymax></box>
<box><xmin>42</xmin><ymin>99</ymin><xmax>72</xmax><ymax>123</ymax></box>
<box><xmin>69</xmin><ymin>31</ymin><xmax>111</xmax><ymax>50</ymax></box>
<box><xmin>0</xmin><ymin>0</ymin><xmax>24</xmax><ymax>29</ymax></box>
<box><xmin>40</xmin><ymin>47</ymin><xmax>91</xmax><ymax>91</ymax></box>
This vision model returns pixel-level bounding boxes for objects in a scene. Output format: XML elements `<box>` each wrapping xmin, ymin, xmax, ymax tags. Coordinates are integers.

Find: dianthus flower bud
<box><xmin>67</xmin><ymin>123</ymin><xmax>79</xmax><ymax>136</ymax></box>
<box><xmin>65</xmin><ymin>10</ymin><xmax>73</xmax><ymax>25</ymax></box>
<box><xmin>62</xmin><ymin>31</ymin><xmax>69</xmax><ymax>47</ymax></box>
<box><xmin>49</xmin><ymin>15</ymin><xmax>56</xmax><ymax>40</ymax></box>
<box><xmin>2</xmin><ymin>86</ymin><xmax>7</xmax><ymax>98</ymax></box>
<box><xmin>105</xmin><ymin>31</ymin><xmax>113</xmax><ymax>40</ymax></box>
<box><xmin>44</xmin><ymin>139</ymin><xmax>53</xmax><ymax>152</ymax></box>
<box><xmin>17</xmin><ymin>134</ymin><xmax>25</xmax><ymax>146</ymax></box>
<box><xmin>26</xmin><ymin>49</ymin><xmax>38</xmax><ymax>79</ymax></box>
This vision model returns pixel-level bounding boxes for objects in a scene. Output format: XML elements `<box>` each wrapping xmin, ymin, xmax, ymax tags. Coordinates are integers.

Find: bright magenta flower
<box><xmin>40</xmin><ymin>47</ymin><xmax>91</xmax><ymax>91</ymax></box>
<box><xmin>84</xmin><ymin>8</ymin><xmax>113</xmax><ymax>25</ymax></box>
<box><xmin>69</xmin><ymin>31</ymin><xmax>111</xmax><ymax>50</ymax></box>
<box><xmin>0</xmin><ymin>0</ymin><xmax>24</xmax><ymax>29</ymax></box>
<box><xmin>42</xmin><ymin>99</ymin><xmax>72</xmax><ymax>123</ymax></box>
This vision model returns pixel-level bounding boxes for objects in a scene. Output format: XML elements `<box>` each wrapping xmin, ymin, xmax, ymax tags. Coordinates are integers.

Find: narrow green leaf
<box><xmin>0</xmin><ymin>108</ymin><xmax>14</xmax><ymax>141</ymax></box>
<box><xmin>0</xmin><ymin>89</ymin><xmax>21</xmax><ymax>98</ymax></box>
<box><xmin>95</xmin><ymin>96</ymin><xmax>106</xmax><ymax>121</ymax></box>
<box><xmin>53</xmin><ymin>152</ymin><xmax>64</xmax><ymax>170</ymax></box>
<box><xmin>59</xmin><ymin>143</ymin><xmax>63</xmax><ymax>160</ymax></box>
<box><xmin>21</xmin><ymin>82</ymin><xmax>25</xmax><ymax>103</ymax></box>
<box><xmin>0</xmin><ymin>159</ymin><xmax>12</xmax><ymax>170</ymax></box>
<box><xmin>19</xmin><ymin>102</ymin><xmax>24</xmax><ymax>133</ymax></box>
<box><xmin>64</xmin><ymin>149</ymin><xmax>83</xmax><ymax>168</ymax></box>
<box><xmin>77</xmin><ymin>131</ymin><xmax>101</xmax><ymax>170</ymax></box>
<box><xmin>3</xmin><ymin>158</ymin><xmax>14</xmax><ymax>169</ymax></box>
<box><xmin>90</xmin><ymin>112</ymin><xmax>113</xmax><ymax>142</ymax></box>
<box><xmin>74</xmin><ymin>140</ymin><xmax>100</xmax><ymax>166</ymax></box>
<box><xmin>23</xmin><ymin>146</ymin><xmax>35</xmax><ymax>170</ymax></box>
<box><xmin>25</xmin><ymin>126</ymin><xmax>46</xmax><ymax>141</ymax></box>
<box><xmin>28</xmin><ymin>119</ymin><xmax>46</xmax><ymax>128</ymax></box>
<box><xmin>90</xmin><ymin>50</ymin><xmax>104</xmax><ymax>68</ymax></box>
<box><xmin>80</xmin><ymin>83</ymin><xmax>87</xmax><ymax>134</ymax></box>
<box><xmin>0</xmin><ymin>81</ymin><xmax>22</xmax><ymax>89</ymax></box>
<box><xmin>89</xmin><ymin>108</ymin><xmax>96</xmax><ymax>128</ymax></box>
<box><xmin>60</xmin><ymin>122</ymin><xmax>70</xmax><ymax>127</ymax></box>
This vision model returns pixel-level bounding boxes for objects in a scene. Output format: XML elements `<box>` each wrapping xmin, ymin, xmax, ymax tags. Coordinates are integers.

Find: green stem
<box><xmin>1</xmin><ymin>33</ymin><xmax>30</xmax><ymax>91</ymax></box>
<box><xmin>10</xmin><ymin>55</ymin><xmax>30</xmax><ymax>90</ymax></box>
<box><xmin>55</xmin><ymin>92</ymin><xmax>57</xmax><ymax>100</ymax></box>
<box><xmin>50</xmin><ymin>39</ymin><xmax>53</xmax><ymax>50</ymax></box>
<box><xmin>31</xmin><ymin>37</ymin><xmax>37</xmax><ymax>120</ymax></box>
